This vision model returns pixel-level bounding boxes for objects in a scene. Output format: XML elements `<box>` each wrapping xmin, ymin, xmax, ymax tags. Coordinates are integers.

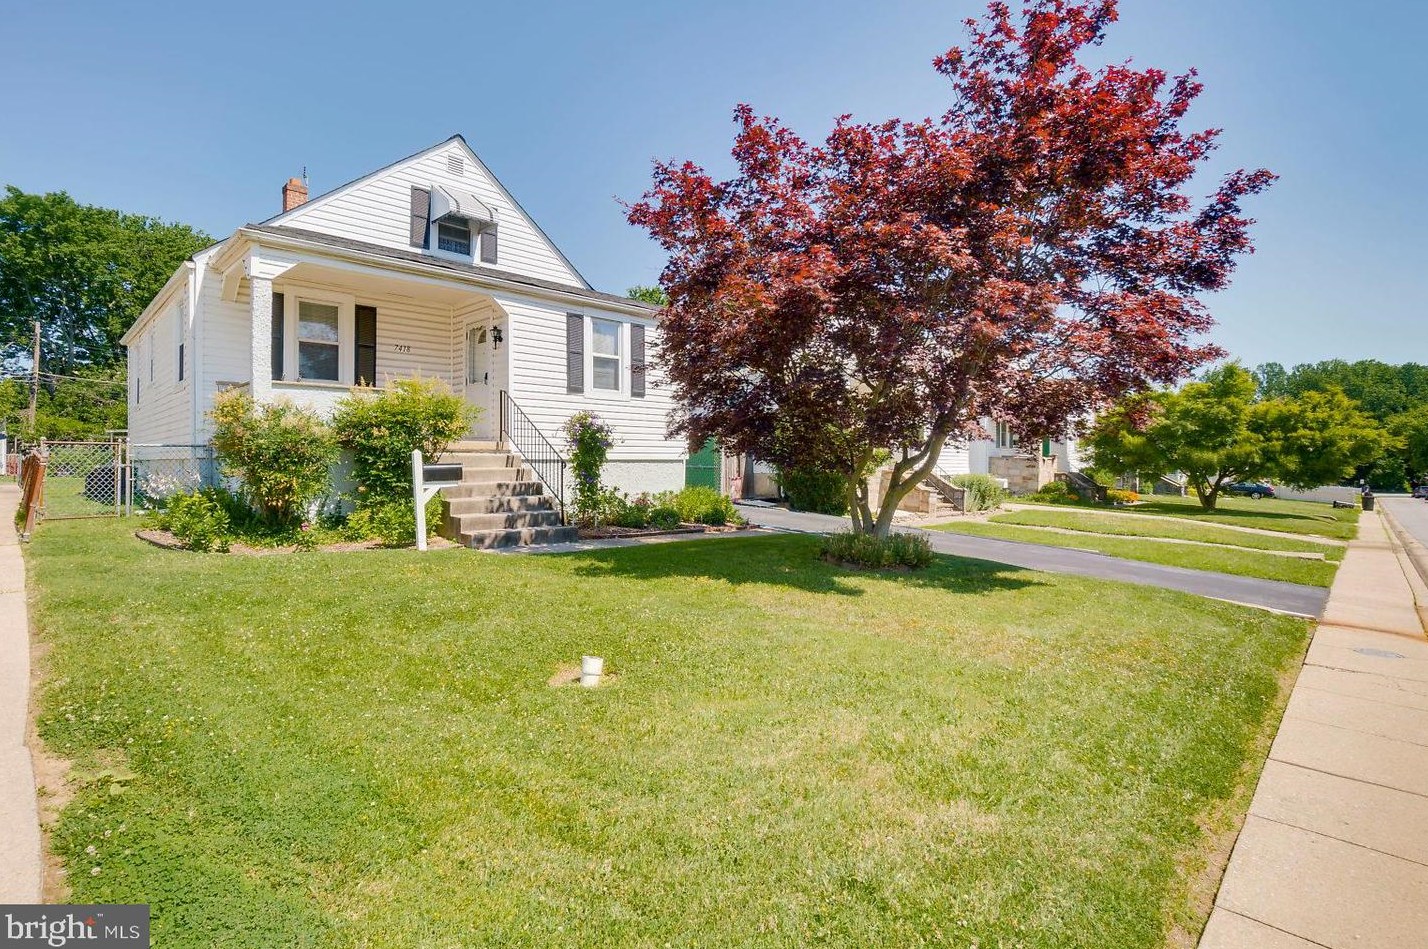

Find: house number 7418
<box><xmin>392</xmin><ymin>344</ymin><xmax>412</xmax><ymax>354</ymax></box>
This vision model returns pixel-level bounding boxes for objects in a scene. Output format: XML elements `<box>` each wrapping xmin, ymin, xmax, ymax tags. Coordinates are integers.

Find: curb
<box><xmin>1378</xmin><ymin>506</ymin><xmax>1428</xmax><ymax>633</ymax></box>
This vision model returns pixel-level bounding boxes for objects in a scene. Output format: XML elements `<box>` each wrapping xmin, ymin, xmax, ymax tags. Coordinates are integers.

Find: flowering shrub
<box><xmin>1105</xmin><ymin>488</ymin><xmax>1140</xmax><ymax>505</ymax></box>
<box><xmin>209</xmin><ymin>390</ymin><xmax>337</xmax><ymax>525</ymax></box>
<box><xmin>332</xmin><ymin>379</ymin><xmax>474</xmax><ymax>502</ymax></box>
<box><xmin>563</xmin><ymin>412</ymin><xmax>614</xmax><ymax>525</ymax></box>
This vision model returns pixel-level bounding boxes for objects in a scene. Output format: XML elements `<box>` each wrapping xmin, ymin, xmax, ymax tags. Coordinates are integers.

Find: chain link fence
<box><xmin>128</xmin><ymin>444</ymin><xmax>218</xmax><ymax>511</ymax></box>
<box><xmin>10</xmin><ymin>440</ymin><xmax>218</xmax><ymax>519</ymax></box>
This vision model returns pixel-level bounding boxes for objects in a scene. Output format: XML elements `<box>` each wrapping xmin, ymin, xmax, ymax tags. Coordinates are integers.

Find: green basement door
<box><xmin>685</xmin><ymin>440</ymin><xmax>720</xmax><ymax>489</ymax></box>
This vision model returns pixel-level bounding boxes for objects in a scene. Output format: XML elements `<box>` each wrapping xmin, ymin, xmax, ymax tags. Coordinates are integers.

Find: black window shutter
<box><xmin>479</xmin><ymin>227</ymin><xmax>498</xmax><ymax>264</ymax></box>
<box><xmin>271</xmin><ymin>292</ymin><xmax>284</xmax><ymax>380</ymax></box>
<box><xmin>630</xmin><ymin>323</ymin><xmax>646</xmax><ymax>398</ymax></box>
<box><xmin>566</xmin><ymin>313</ymin><xmax>584</xmax><ymax>393</ymax></box>
<box><xmin>409</xmin><ymin>187</ymin><xmax>430</xmax><ymax>248</ymax></box>
<box><xmin>355</xmin><ymin>305</ymin><xmax>378</xmax><ymax>386</ymax></box>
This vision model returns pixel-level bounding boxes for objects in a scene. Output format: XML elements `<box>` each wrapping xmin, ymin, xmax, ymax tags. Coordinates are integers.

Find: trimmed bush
<box><xmin>673</xmin><ymin>486</ymin><xmax>738</xmax><ymax>526</ymax></box>
<box><xmin>345</xmin><ymin>495</ymin><xmax>443</xmax><ymax>547</ymax></box>
<box><xmin>332</xmin><ymin>379</ymin><xmax>474</xmax><ymax>502</ymax></box>
<box><xmin>949</xmin><ymin>474</ymin><xmax>1008</xmax><ymax>512</ymax></box>
<box><xmin>1029</xmin><ymin>480</ymin><xmax>1080</xmax><ymax>505</ymax></box>
<box><xmin>777</xmin><ymin>466</ymin><xmax>848</xmax><ymax>515</ymax></box>
<box><xmin>648</xmin><ymin>505</ymin><xmax>681</xmax><ymax>530</ymax></box>
<box><xmin>209</xmin><ymin>390</ymin><xmax>338</xmax><ymax>525</ymax></box>
<box><xmin>820</xmin><ymin>531</ymin><xmax>934</xmax><ymax>570</ymax></box>
<box><xmin>1106</xmin><ymin>488</ymin><xmax>1140</xmax><ymax>504</ymax></box>
<box><xmin>153</xmin><ymin>490</ymin><xmax>232</xmax><ymax>553</ymax></box>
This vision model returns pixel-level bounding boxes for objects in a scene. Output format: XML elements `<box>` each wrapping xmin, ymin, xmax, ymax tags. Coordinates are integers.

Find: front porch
<box><xmin>221</xmin><ymin>251</ymin><xmax>509</xmax><ymax>442</ymax></box>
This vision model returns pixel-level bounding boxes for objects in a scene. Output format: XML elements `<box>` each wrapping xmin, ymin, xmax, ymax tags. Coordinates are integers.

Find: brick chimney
<box><xmin>281</xmin><ymin>176</ymin><xmax>308</xmax><ymax>212</ymax></box>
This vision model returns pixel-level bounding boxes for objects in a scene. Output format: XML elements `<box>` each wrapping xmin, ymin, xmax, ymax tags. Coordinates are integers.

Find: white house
<box><xmin>123</xmin><ymin>135</ymin><xmax>687</xmax><ymax>519</ymax></box>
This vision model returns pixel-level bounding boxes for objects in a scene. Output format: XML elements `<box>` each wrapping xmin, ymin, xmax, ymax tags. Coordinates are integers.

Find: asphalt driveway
<box><xmin>737</xmin><ymin>503</ymin><xmax>1331</xmax><ymax>617</ymax></box>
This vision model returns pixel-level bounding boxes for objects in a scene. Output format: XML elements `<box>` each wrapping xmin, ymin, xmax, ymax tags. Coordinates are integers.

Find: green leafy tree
<box><xmin>0</xmin><ymin>186</ymin><xmax>211</xmax><ymax>376</ymax></box>
<box><xmin>625</xmin><ymin>285</ymin><xmax>668</xmax><ymax>306</ymax></box>
<box><xmin>1089</xmin><ymin>365</ymin><xmax>1390</xmax><ymax>509</ymax></box>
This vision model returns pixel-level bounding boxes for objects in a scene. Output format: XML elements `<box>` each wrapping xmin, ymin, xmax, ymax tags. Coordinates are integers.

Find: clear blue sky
<box><xmin>2</xmin><ymin>0</ymin><xmax>1422</xmax><ymax>368</ymax></box>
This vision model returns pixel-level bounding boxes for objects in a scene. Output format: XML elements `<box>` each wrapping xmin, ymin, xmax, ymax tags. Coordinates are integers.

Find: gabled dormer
<box><xmin>262</xmin><ymin>135</ymin><xmax>590</xmax><ymax>290</ymax></box>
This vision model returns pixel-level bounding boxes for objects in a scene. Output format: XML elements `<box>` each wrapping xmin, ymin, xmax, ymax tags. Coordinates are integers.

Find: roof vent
<box><xmin>447</xmin><ymin>155</ymin><xmax>465</xmax><ymax>176</ymax></box>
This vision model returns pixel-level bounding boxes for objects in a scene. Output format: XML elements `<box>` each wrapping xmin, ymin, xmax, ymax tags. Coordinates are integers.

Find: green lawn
<box><xmin>991</xmin><ymin>508</ymin><xmax>1346</xmax><ymax>561</ymax></box>
<box><xmin>933</xmin><ymin>521</ymin><xmax>1339</xmax><ymax>587</ymax></box>
<box><xmin>29</xmin><ymin>521</ymin><xmax>1309</xmax><ymax>947</ymax></box>
<box><xmin>1024</xmin><ymin>494</ymin><xmax>1360</xmax><ymax>541</ymax></box>
<box><xmin>40</xmin><ymin>474</ymin><xmax>123</xmax><ymax>518</ymax></box>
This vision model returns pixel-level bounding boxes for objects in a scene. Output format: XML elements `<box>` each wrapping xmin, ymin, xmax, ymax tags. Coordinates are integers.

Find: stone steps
<box><xmin>455</xmin><ymin>525</ymin><xmax>580</xmax><ymax>549</ymax></box>
<box><xmin>434</xmin><ymin>446</ymin><xmax>571</xmax><ymax>549</ymax></box>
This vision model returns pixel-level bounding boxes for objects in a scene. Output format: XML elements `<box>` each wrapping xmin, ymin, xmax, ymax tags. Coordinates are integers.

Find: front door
<box><xmin>464</xmin><ymin>321</ymin><xmax>497</xmax><ymax>440</ymax></box>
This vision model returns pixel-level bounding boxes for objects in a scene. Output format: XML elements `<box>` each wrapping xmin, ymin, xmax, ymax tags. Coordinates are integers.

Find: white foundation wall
<box><xmin>603</xmin><ymin>460</ymin><xmax>686</xmax><ymax>497</ymax></box>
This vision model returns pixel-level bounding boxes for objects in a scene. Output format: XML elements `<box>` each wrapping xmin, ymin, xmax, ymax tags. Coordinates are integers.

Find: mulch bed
<box><xmin>134</xmin><ymin>528</ymin><xmax>458</xmax><ymax>555</ymax></box>
<box><xmin>575</xmin><ymin>523</ymin><xmax>749</xmax><ymax>541</ymax></box>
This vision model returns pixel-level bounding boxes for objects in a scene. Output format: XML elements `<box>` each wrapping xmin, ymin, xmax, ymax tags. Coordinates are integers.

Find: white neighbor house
<box><xmin>122</xmin><ymin>135</ymin><xmax>685</xmax><ymax>499</ymax></box>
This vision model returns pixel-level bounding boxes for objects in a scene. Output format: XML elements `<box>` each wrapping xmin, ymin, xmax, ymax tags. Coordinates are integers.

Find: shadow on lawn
<box><xmin>563</xmin><ymin>533</ymin><xmax>1046</xmax><ymax>598</ymax></box>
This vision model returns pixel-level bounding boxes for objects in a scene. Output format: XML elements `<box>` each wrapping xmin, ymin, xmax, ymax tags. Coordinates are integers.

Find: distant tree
<box><xmin>0</xmin><ymin>186</ymin><xmax>211</xmax><ymax>376</ymax></box>
<box><xmin>625</xmin><ymin>285</ymin><xmax>668</xmax><ymax>306</ymax></box>
<box><xmin>629</xmin><ymin>0</ymin><xmax>1273</xmax><ymax>536</ymax></box>
<box><xmin>1390</xmin><ymin>410</ymin><xmax>1428</xmax><ymax>484</ymax></box>
<box><xmin>1089</xmin><ymin>365</ymin><xmax>1391</xmax><ymax>509</ymax></box>
<box><xmin>1252</xmin><ymin>358</ymin><xmax>1428</xmax><ymax>488</ymax></box>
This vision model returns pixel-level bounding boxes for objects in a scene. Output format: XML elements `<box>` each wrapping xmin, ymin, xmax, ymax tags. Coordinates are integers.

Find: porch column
<box><xmin>249</xmin><ymin>275</ymin><xmax>273</xmax><ymax>401</ymax></box>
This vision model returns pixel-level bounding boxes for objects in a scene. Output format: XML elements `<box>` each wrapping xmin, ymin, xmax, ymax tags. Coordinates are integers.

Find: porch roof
<box><xmin>240</xmin><ymin>224</ymin><xmax>657</xmax><ymax>313</ymax></box>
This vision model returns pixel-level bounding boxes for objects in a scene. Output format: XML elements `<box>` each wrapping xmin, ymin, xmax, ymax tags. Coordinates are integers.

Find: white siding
<box><xmin>497</xmin><ymin>292</ymin><xmax>683</xmax><ymax>464</ymax></box>
<box><xmin>274</xmin><ymin>139</ymin><xmax>586</xmax><ymax>289</ymax></box>
<box><xmin>127</xmin><ymin>292</ymin><xmax>193</xmax><ymax>445</ymax></box>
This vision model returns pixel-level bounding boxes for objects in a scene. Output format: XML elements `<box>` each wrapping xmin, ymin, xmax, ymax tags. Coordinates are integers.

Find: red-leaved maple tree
<box><xmin>628</xmin><ymin>0</ymin><xmax>1274</xmax><ymax>536</ymax></box>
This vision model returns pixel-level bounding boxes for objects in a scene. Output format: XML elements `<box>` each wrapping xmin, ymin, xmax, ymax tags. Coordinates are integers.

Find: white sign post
<box><xmin>411</xmin><ymin>450</ymin><xmax>465</xmax><ymax>552</ymax></box>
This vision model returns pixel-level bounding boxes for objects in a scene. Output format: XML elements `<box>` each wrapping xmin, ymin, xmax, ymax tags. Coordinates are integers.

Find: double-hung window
<box><xmin>591</xmin><ymin>317</ymin><xmax>621</xmax><ymax>391</ymax></box>
<box><xmin>297</xmin><ymin>300</ymin><xmax>341</xmax><ymax>381</ymax></box>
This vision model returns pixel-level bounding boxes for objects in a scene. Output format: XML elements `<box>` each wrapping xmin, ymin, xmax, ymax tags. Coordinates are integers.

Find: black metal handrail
<box><xmin>498</xmin><ymin>390</ymin><xmax>567</xmax><ymax>521</ymax></box>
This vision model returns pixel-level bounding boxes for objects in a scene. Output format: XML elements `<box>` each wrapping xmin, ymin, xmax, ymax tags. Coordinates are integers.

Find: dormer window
<box><xmin>413</xmin><ymin>183</ymin><xmax>498</xmax><ymax>263</ymax></box>
<box><xmin>436</xmin><ymin>219</ymin><xmax>472</xmax><ymax>256</ymax></box>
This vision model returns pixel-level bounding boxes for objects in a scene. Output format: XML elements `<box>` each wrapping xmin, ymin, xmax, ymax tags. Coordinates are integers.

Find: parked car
<box><xmin>1225</xmin><ymin>482</ymin><xmax>1276</xmax><ymax>499</ymax></box>
<box><xmin>1413</xmin><ymin>484</ymin><xmax>1428</xmax><ymax>499</ymax></box>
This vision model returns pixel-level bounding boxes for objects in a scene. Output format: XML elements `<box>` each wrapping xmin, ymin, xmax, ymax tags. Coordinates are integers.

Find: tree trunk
<box><xmin>866</xmin><ymin>432</ymin><xmax>951</xmax><ymax>538</ymax></box>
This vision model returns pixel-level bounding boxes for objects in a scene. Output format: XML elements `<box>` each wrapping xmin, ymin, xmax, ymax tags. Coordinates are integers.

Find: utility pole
<box><xmin>27</xmin><ymin>321</ymin><xmax>39</xmax><ymax>428</ymax></box>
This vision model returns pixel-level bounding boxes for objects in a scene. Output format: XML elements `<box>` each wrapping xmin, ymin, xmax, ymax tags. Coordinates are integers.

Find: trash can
<box><xmin>1361</xmin><ymin>491</ymin><xmax>1375</xmax><ymax>512</ymax></box>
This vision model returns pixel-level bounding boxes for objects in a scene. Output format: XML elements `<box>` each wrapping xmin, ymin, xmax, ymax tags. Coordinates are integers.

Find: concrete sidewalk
<box><xmin>0</xmin><ymin>483</ymin><xmax>41</xmax><ymax>902</ymax></box>
<box><xmin>1200</xmin><ymin>508</ymin><xmax>1428</xmax><ymax>948</ymax></box>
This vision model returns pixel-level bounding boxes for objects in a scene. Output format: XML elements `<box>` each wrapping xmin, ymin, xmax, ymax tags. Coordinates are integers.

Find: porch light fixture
<box><xmin>491</xmin><ymin>326</ymin><xmax>503</xmax><ymax>349</ymax></box>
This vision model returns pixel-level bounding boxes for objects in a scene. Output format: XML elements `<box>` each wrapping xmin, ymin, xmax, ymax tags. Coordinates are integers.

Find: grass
<box><xmin>29</xmin><ymin>521</ymin><xmax>1309</xmax><ymax>948</ymax></box>
<box><xmin>1024</xmin><ymin>493</ymin><xmax>1360</xmax><ymax>542</ymax></box>
<box><xmin>991</xmin><ymin>508</ymin><xmax>1346</xmax><ymax>561</ymax></box>
<box><xmin>932</xmin><ymin>521</ymin><xmax>1340</xmax><ymax>587</ymax></box>
<box><xmin>40</xmin><ymin>474</ymin><xmax>123</xmax><ymax>518</ymax></box>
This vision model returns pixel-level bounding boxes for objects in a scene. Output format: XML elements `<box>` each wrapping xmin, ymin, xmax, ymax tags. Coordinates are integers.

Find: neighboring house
<box><xmin>122</xmin><ymin>134</ymin><xmax>684</xmax><ymax>501</ymax></box>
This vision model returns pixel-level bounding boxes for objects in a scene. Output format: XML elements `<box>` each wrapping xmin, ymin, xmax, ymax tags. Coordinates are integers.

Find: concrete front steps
<box><xmin>436</xmin><ymin>443</ymin><xmax>577</xmax><ymax>549</ymax></box>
